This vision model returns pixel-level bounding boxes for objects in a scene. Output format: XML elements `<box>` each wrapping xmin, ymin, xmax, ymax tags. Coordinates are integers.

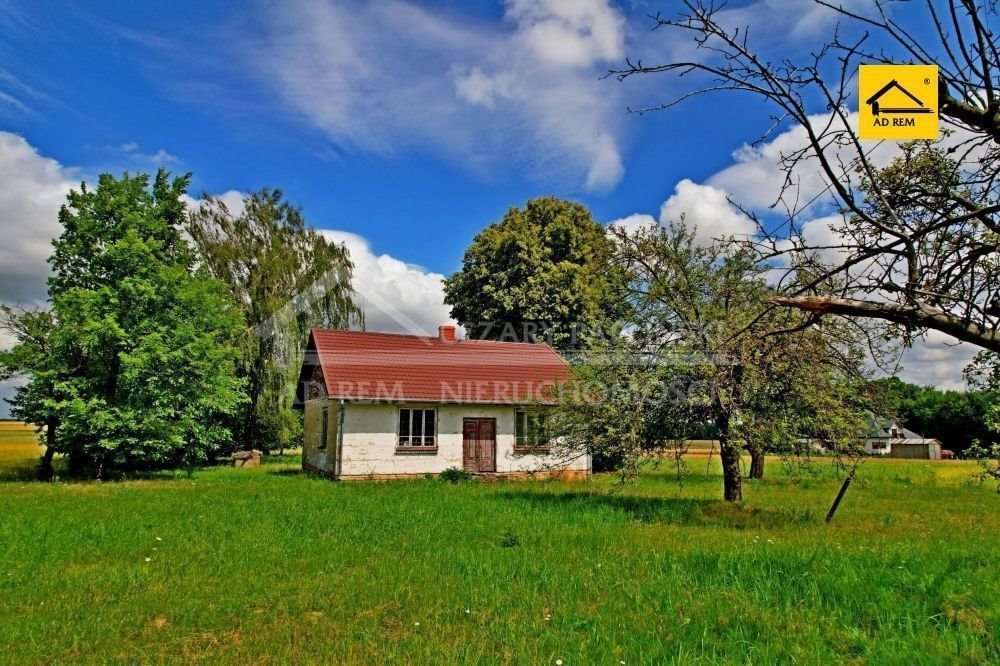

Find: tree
<box><xmin>0</xmin><ymin>171</ymin><xmax>245</xmax><ymax>477</ymax></box>
<box><xmin>551</xmin><ymin>223</ymin><xmax>871</xmax><ymax>501</ymax></box>
<box><xmin>187</xmin><ymin>189</ymin><xmax>362</xmax><ymax>453</ymax></box>
<box><xmin>444</xmin><ymin>196</ymin><xmax>629</xmax><ymax>352</ymax></box>
<box><xmin>0</xmin><ymin>308</ymin><xmax>59</xmax><ymax>478</ymax></box>
<box><xmin>613</xmin><ymin>1</ymin><xmax>1000</xmax><ymax>351</ymax></box>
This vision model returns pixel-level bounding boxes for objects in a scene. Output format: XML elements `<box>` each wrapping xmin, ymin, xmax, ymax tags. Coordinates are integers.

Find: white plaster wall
<box><xmin>338</xmin><ymin>403</ymin><xmax>590</xmax><ymax>477</ymax></box>
<box><xmin>863</xmin><ymin>438</ymin><xmax>891</xmax><ymax>455</ymax></box>
<box><xmin>302</xmin><ymin>398</ymin><xmax>337</xmax><ymax>474</ymax></box>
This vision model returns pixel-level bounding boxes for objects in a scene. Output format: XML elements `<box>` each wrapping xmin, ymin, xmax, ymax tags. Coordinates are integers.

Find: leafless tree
<box><xmin>613</xmin><ymin>0</ymin><xmax>1000</xmax><ymax>351</ymax></box>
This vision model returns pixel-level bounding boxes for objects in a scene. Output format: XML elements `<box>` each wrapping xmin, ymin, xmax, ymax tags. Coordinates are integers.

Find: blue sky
<box><xmin>0</xmin><ymin>1</ymin><xmax>980</xmax><ymax>416</ymax></box>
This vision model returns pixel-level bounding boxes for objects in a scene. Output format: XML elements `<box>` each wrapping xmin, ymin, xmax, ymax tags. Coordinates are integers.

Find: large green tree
<box><xmin>187</xmin><ymin>189</ymin><xmax>362</xmax><ymax>453</ymax></box>
<box><xmin>0</xmin><ymin>171</ymin><xmax>245</xmax><ymax>478</ymax></box>
<box><xmin>444</xmin><ymin>197</ymin><xmax>629</xmax><ymax>351</ymax></box>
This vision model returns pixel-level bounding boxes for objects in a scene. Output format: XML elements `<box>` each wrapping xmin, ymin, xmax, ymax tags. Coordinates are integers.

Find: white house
<box><xmin>294</xmin><ymin>326</ymin><xmax>590</xmax><ymax>480</ymax></box>
<box><xmin>863</xmin><ymin>417</ymin><xmax>942</xmax><ymax>459</ymax></box>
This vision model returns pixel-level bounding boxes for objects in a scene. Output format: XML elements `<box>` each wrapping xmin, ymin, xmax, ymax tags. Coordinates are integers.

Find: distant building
<box><xmin>863</xmin><ymin>417</ymin><xmax>942</xmax><ymax>460</ymax></box>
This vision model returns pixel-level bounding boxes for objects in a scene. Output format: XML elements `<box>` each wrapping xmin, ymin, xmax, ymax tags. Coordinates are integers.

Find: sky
<box><xmin>0</xmin><ymin>0</ymin><xmax>980</xmax><ymax>416</ymax></box>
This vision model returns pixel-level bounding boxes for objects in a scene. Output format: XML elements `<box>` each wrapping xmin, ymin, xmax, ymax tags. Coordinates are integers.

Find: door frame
<box><xmin>462</xmin><ymin>417</ymin><xmax>497</xmax><ymax>473</ymax></box>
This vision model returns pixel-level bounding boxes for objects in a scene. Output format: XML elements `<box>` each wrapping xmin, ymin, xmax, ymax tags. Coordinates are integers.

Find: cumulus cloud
<box><xmin>708</xmin><ymin>111</ymin><xmax>983</xmax><ymax>218</ymax></box>
<box><xmin>609</xmin><ymin>178</ymin><xmax>755</xmax><ymax>246</ymax></box>
<box><xmin>245</xmin><ymin>0</ymin><xmax>628</xmax><ymax>191</ymax></box>
<box><xmin>322</xmin><ymin>230</ymin><xmax>452</xmax><ymax>336</ymax></box>
<box><xmin>0</xmin><ymin>131</ymin><xmax>75</xmax><ymax>307</ymax></box>
<box><xmin>659</xmin><ymin>179</ymin><xmax>756</xmax><ymax>244</ymax></box>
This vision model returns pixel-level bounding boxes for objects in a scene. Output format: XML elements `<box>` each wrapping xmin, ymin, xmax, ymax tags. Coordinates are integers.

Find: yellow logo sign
<box><xmin>859</xmin><ymin>65</ymin><xmax>938</xmax><ymax>140</ymax></box>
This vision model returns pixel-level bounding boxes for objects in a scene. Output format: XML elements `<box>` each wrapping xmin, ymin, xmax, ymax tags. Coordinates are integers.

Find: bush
<box><xmin>440</xmin><ymin>467</ymin><xmax>472</xmax><ymax>484</ymax></box>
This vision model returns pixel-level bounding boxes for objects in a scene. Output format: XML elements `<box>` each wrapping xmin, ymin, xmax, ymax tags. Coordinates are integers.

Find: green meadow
<box><xmin>0</xmin><ymin>430</ymin><xmax>997</xmax><ymax>664</ymax></box>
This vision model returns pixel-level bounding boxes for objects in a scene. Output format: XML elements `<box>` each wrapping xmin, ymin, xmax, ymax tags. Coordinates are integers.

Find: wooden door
<box><xmin>463</xmin><ymin>419</ymin><xmax>479</xmax><ymax>472</ymax></box>
<box><xmin>478</xmin><ymin>419</ymin><xmax>496</xmax><ymax>472</ymax></box>
<box><xmin>462</xmin><ymin>418</ymin><xmax>497</xmax><ymax>473</ymax></box>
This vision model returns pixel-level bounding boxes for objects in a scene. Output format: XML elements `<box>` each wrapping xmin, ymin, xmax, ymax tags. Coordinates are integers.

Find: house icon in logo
<box><xmin>865</xmin><ymin>79</ymin><xmax>934</xmax><ymax>116</ymax></box>
<box><xmin>858</xmin><ymin>64</ymin><xmax>938</xmax><ymax>139</ymax></box>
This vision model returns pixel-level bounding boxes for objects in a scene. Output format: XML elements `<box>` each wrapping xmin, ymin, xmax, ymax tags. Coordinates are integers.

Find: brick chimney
<box><xmin>438</xmin><ymin>324</ymin><xmax>457</xmax><ymax>342</ymax></box>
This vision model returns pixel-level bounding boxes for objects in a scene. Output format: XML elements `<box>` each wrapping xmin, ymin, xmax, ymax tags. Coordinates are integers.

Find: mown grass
<box><xmin>0</xmin><ymin>440</ymin><xmax>997</xmax><ymax>664</ymax></box>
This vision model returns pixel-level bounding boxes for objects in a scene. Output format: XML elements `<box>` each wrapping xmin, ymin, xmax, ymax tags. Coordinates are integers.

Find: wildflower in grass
<box><xmin>145</xmin><ymin>558</ymin><xmax>151</xmax><ymax>562</ymax></box>
<box><xmin>155</xmin><ymin>537</ymin><xmax>162</xmax><ymax>541</ymax></box>
<box><xmin>556</xmin><ymin>660</ymin><xmax>563</xmax><ymax>665</ymax></box>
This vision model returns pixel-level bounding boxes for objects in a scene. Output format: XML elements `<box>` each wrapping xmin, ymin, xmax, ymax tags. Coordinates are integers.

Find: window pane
<box><xmin>424</xmin><ymin>410</ymin><xmax>435</xmax><ymax>446</ymax></box>
<box><xmin>399</xmin><ymin>409</ymin><xmax>410</xmax><ymax>445</ymax></box>
<box><xmin>515</xmin><ymin>411</ymin><xmax>526</xmax><ymax>444</ymax></box>
<box><xmin>412</xmin><ymin>409</ymin><xmax>423</xmax><ymax>442</ymax></box>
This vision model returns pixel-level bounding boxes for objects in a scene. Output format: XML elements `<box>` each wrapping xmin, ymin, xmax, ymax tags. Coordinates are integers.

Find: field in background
<box><xmin>0</xmin><ymin>421</ymin><xmax>43</xmax><ymax>480</ymax></box>
<box><xmin>0</xmin><ymin>438</ymin><xmax>997</xmax><ymax>663</ymax></box>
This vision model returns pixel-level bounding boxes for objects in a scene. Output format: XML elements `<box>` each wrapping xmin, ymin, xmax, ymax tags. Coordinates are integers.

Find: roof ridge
<box><xmin>311</xmin><ymin>327</ymin><xmax>565</xmax><ymax>350</ymax></box>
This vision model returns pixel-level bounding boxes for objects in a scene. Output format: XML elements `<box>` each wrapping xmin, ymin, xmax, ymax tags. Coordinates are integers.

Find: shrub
<box><xmin>440</xmin><ymin>467</ymin><xmax>472</xmax><ymax>484</ymax></box>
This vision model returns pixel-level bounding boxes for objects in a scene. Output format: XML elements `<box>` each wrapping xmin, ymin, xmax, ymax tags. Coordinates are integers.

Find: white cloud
<box><xmin>182</xmin><ymin>190</ymin><xmax>245</xmax><ymax>218</ymax></box>
<box><xmin>608</xmin><ymin>212</ymin><xmax>657</xmax><ymax>234</ymax></box>
<box><xmin>184</xmin><ymin>194</ymin><xmax>451</xmax><ymax>336</ymax></box>
<box><xmin>896</xmin><ymin>331</ymin><xmax>979</xmax><ymax>390</ymax></box>
<box><xmin>708</xmin><ymin>111</ymin><xmax>983</xmax><ymax>218</ymax></box>
<box><xmin>114</xmin><ymin>141</ymin><xmax>180</xmax><ymax>165</ymax></box>
<box><xmin>0</xmin><ymin>131</ymin><xmax>75</xmax><ymax>307</ymax></box>
<box><xmin>322</xmin><ymin>230</ymin><xmax>452</xmax><ymax>336</ymax></box>
<box><xmin>245</xmin><ymin>0</ymin><xmax>628</xmax><ymax>191</ymax></box>
<box><xmin>659</xmin><ymin>179</ymin><xmax>756</xmax><ymax>245</ymax></box>
<box><xmin>608</xmin><ymin>178</ymin><xmax>754</xmax><ymax>246</ymax></box>
<box><xmin>505</xmin><ymin>0</ymin><xmax>625</xmax><ymax>68</ymax></box>
<box><xmin>453</xmin><ymin>67</ymin><xmax>514</xmax><ymax>109</ymax></box>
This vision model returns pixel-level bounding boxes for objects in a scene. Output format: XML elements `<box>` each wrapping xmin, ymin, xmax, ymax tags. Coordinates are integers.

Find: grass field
<box><xmin>0</xmin><ymin>434</ymin><xmax>998</xmax><ymax>664</ymax></box>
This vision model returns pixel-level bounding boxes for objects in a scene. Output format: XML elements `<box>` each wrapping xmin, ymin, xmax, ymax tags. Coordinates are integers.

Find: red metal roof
<box><xmin>306</xmin><ymin>329</ymin><xmax>572</xmax><ymax>404</ymax></box>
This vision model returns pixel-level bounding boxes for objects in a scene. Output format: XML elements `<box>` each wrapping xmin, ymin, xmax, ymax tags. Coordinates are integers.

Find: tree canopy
<box><xmin>0</xmin><ymin>171</ymin><xmax>245</xmax><ymax>477</ymax></box>
<box><xmin>187</xmin><ymin>189</ymin><xmax>362</xmax><ymax>452</ymax></box>
<box><xmin>550</xmin><ymin>223</ymin><xmax>872</xmax><ymax>501</ymax></box>
<box><xmin>444</xmin><ymin>196</ymin><xmax>629</xmax><ymax>351</ymax></box>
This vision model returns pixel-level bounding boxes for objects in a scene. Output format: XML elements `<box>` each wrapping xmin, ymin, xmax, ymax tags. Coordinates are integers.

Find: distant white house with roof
<box><xmin>293</xmin><ymin>325</ymin><xmax>590</xmax><ymax>480</ymax></box>
<box><xmin>863</xmin><ymin>417</ymin><xmax>942</xmax><ymax>459</ymax></box>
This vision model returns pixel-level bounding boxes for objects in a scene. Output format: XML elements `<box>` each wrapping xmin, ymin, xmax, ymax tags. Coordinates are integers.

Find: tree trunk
<box><xmin>38</xmin><ymin>421</ymin><xmax>56</xmax><ymax>481</ymax></box>
<box><xmin>749</xmin><ymin>449</ymin><xmax>765</xmax><ymax>480</ymax></box>
<box><xmin>716</xmin><ymin>413</ymin><xmax>742</xmax><ymax>502</ymax></box>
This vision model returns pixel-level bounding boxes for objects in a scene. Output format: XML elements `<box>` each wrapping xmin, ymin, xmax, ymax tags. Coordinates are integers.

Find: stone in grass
<box><xmin>232</xmin><ymin>450</ymin><xmax>263</xmax><ymax>468</ymax></box>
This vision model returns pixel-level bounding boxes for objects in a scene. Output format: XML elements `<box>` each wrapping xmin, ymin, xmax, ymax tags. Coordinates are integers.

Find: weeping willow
<box><xmin>188</xmin><ymin>188</ymin><xmax>363</xmax><ymax>452</ymax></box>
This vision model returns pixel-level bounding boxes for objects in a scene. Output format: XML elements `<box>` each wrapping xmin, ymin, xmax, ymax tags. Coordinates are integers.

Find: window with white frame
<box><xmin>515</xmin><ymin>410</ymin><xmax>549</xmax><ymax>450</ymax></box>
<box><xmin>397</xmin><ymin>408</ymin><xmax>436</xmax><ymax>448</ymax></box>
